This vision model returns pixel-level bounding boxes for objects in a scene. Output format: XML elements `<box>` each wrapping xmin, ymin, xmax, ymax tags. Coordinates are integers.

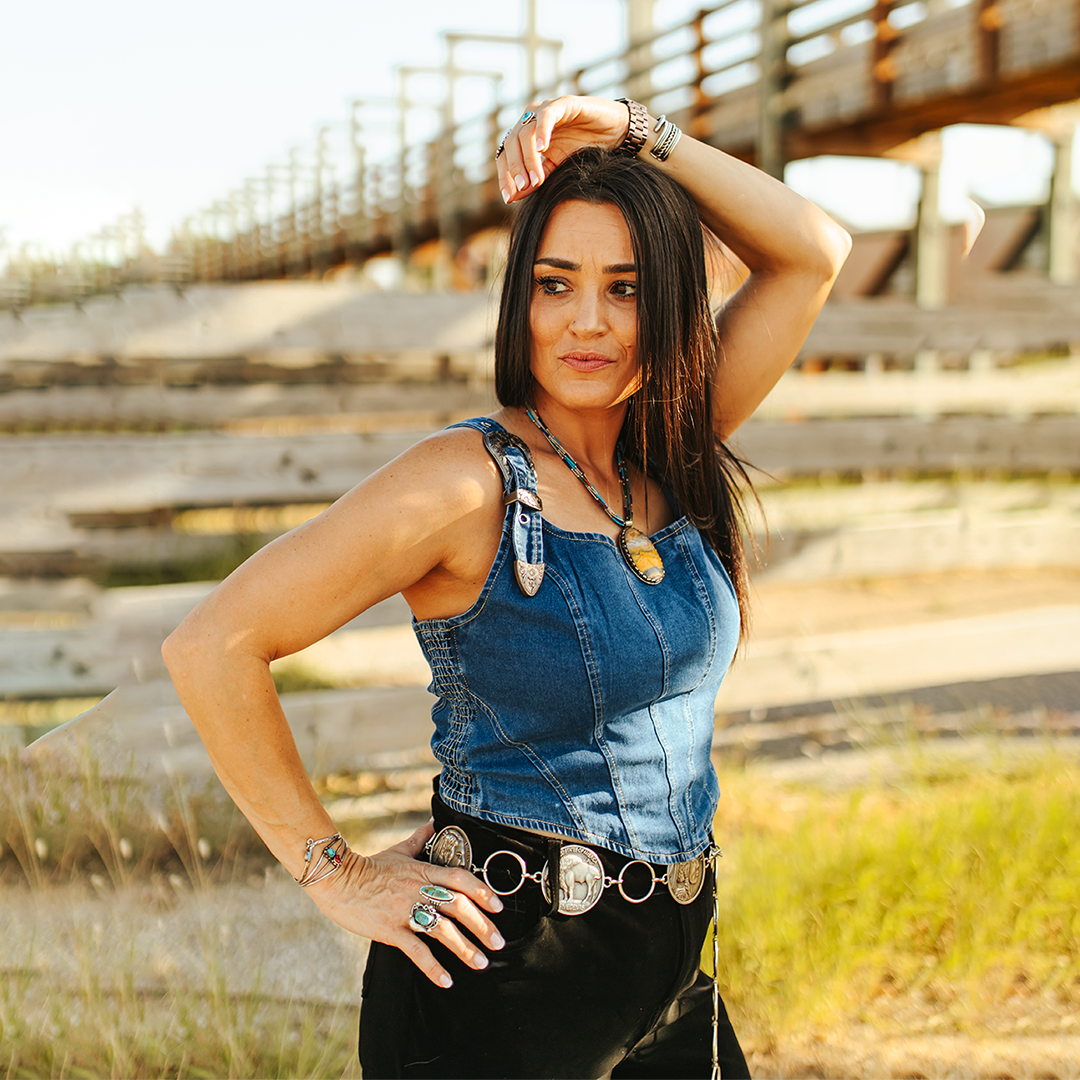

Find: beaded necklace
<box><xmin>526</xmin><ymin>406</ymin><xmax>664</xmax><ymax>585</ymax></box>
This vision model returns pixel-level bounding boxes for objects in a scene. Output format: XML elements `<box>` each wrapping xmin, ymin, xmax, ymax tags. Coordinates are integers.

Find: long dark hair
<box><xmin>494</xmin><ymin>146</ymin><xmax>755</xmax><ymax>641</ymax></box>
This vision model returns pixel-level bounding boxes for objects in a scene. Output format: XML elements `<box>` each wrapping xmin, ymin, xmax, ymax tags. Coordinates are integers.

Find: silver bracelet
<box><xmin>649</xmin><ymin>114</ymin><xmax>682</xmax><ymax>162</ymax></box>
<box><xmin>295</xmin><ymin>832</ymin><xmax>348</xmax><ymax>887</ymax></box>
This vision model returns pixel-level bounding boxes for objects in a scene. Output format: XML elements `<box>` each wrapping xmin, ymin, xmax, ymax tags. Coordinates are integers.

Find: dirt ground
<box><xmin>751</xmin><ymin>1030</ymin><xmax>1080</xmax><ymax>1079</ymax></box>
<box><xmin>750</xmin><ymin>566</ymin><xmax>1080</xmax><ymax>640</ymax></box>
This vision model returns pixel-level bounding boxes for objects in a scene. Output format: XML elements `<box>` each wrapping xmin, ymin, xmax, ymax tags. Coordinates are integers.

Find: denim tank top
<box><xmin>412</xmin><ymin>418</ymin><xmax>740</xmax><ymax>864</ymax></box>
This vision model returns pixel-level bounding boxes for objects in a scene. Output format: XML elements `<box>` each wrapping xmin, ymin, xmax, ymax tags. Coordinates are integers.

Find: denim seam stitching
<box><xmin>551</xmin><ymin>562</ymin><xmax>637</xmax><ymax>846</ymax></box>
<box><xmin>477</xmin><ymin>689</ymin><xmax>590</xmax><ymax>834</ymax></box>
<box><xmin>676</xmin><ymin>530</ymin><xmax>719</xmax><ymax>837</ymax></box>
<box><xmin>419</xmin><ymin>623</ymin><xmax>474</xmax><ymax>807</ymax></box>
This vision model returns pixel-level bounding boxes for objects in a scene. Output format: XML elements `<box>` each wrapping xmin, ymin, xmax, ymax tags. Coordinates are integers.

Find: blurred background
<box><xmin>2</xmin><ymin>0</ymin><xmax>1079</xmax><ymax>1076</ymax></box>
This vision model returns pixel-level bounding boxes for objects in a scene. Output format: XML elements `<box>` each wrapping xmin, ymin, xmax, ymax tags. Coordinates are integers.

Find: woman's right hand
<box><xmin>497</xmin><ymin>95</ymin><xmax>632</xmax><ymax>204</ymax></box>
<box><xmin>304</xmin><ymin>820</ymin><xmax>506</xmax><ymax>988</ymax></box>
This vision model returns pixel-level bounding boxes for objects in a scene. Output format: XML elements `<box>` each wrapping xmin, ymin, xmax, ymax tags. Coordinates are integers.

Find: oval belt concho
<box><xmin>666</xmin><ymin>852</ymin><xmax>708</xmax><ymax>905</ymax></box>
<box><xmin>427</xmin><ymin>826</ymin><xmax>708</xmax><ymax>913</ymax></box>
<box><xmin>427</xmin><ymin>825</ymin><xmax>473</xmax><ymax>871</ymax></box>
<box><xmin>541</xmin><ymin>844</ymin><xmax>605</xmax><ymax>914</ymax></box>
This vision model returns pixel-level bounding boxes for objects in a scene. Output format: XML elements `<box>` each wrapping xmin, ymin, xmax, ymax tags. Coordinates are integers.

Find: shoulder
<box><xmin>361</xmin><ymin>422</ymin><xmax>504</xmax><ymax>515</ymax></box>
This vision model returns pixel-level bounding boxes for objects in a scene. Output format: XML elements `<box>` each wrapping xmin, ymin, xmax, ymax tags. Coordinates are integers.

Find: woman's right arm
<box><xmin>161</xmin><ymin>429</ymin><xmax>507</xmax><ymax>987</ymax></box>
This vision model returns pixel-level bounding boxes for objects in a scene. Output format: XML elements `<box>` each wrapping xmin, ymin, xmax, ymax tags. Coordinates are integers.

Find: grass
<box><xmin>708</xmin><ymin>747</ymin><xmax>1080</xmax><ymax>1051</ymax></box>
<box><xmin>3</xmin><ymin>977</ymin><xmax>358</xmax><ymax>1080</ymax></box>
<box><xmin>0</xmin><ymin>747</ymin><xmax>361</xmax><ymax>1080</ymax></box>
<box><xmin>1</xmin><ymin>740</ymin><xmax>1078</xmax><ymax>1076</ymax></box>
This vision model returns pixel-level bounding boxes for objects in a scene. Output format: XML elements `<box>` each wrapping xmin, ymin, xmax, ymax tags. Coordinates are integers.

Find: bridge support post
<box><xmin>1048</xmin><ymin>125</ymin><xmax>1077</xmax><ymax>286</ymax></box>
<box><xmin>624</xmin><ymin>0</ymin><xmax>656</xmax><ymax>107</ymax></box>
<box><xmin>758</xmin><ymin>0</ymin><xmax>788</xmax><ymax>179</ymax></box>
<box><xmin>913</xmin><ymin>133</ymin><xmax>947</xmax><ymax>310</ymax></box>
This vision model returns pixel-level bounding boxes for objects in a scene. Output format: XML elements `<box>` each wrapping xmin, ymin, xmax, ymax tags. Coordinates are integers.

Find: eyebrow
<box><xmin>534</xmin><ymin>257</ymin><xmax>637</xmax><ymax>274</ymax></box>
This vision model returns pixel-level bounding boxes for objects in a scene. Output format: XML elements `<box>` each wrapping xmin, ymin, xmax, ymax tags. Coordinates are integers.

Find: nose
<box><xmin>568</xmin><ymin>288</ymin><xmax>606</xmax><ymax>337</ymax></box>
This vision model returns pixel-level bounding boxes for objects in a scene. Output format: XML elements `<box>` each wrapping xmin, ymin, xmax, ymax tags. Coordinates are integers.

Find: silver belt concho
<box><xmin>426</xmin><ymin>826</ymin><xmax>707</xmax><ymax>915</ymax></box>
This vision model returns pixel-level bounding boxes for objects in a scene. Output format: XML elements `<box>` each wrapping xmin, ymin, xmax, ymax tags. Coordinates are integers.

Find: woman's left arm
<box><xmin>649</xmin><ymin>120</ymin><xmax>852</xmax><ymax>438</ymax></box>
<box><xmin>499</xmin><ymin>96</ymin><xmax>852</xmax><ymax>439</ymax></box>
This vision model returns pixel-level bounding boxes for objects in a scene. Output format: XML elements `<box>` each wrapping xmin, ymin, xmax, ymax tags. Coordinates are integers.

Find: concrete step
<box><xmin>0</xmin><ymin>283</ymin><xmax>491</xmax><ymax>363</ymax></box>
<box><xmin>3</xmin><ymin>422</ymin><xmax>1078</xmax><ymax>577</ymax></box>
<box><xmin>0</xmin><ymin>579</ymin><xmax>411</xmax><ymax>699</ymax></box>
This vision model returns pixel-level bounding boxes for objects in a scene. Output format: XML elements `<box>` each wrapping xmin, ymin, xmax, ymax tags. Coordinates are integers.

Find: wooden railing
<box><xmin>174</xmin><ymin>0</ymin><xmax>1077</xmax><ymax>284</ymax></box>
<box><xmin>4</xmin><ymin>0</ymin><xmax>1077</xmax><ymax>302</ymax></box>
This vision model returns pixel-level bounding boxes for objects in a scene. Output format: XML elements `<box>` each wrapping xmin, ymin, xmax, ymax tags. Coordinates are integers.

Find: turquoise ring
<box><xmin>420</xmin><ymin>884</ymin><xmax>456</xmax><ymax>905</ymax></box>
<box><xmin>408</xmin><ymin>902</ymin><xmax>441</xmax><ymax>934</ymax></box>
<box><xmin>519</xmin><ymin>110</ymin><xmax>536</xmax><ymax>125</ymax></box>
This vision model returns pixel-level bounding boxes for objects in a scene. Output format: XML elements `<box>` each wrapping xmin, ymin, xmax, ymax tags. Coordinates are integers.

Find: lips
<box><xmin>560</xmin><ymin>352</ymin><xmax>616</xmax><ymax>371</ymax></box>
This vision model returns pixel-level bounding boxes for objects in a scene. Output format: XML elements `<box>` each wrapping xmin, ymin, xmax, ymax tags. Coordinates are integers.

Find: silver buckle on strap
<box><xmin>504</xmin><ymin>488</ymin><xmax>542</xmax><ymax>510</ymax></box>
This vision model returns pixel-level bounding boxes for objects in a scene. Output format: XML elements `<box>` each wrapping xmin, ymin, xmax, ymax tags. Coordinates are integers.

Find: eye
<box><xmin>611</xmin><ymin>280</ymin><xmax>637</xmax><ymax>298</ymax></box>
<box><xmin>535</xmin><ymin>276</ymin><xmax>568</xmax><ymax>296</ymax></box>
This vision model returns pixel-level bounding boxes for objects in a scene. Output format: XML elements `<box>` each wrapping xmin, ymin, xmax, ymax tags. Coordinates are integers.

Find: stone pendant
<box><xmin>619</xmin><ymin>526</ymin><xmax>665</xmax><ymax>585</ymax></box>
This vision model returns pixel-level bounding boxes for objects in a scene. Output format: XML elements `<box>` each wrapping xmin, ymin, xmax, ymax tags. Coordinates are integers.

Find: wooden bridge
<box><xmin>168</xmin><ymin>0</ymin><xmax>1080</xmax><ymax>288</ymax></box>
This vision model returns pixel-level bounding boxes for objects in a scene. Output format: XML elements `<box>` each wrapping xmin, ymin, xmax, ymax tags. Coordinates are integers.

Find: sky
<box><xmin>0</xmin><ymin>0</ymin><xmax>1070</xmax><ymax>264</ymax></box>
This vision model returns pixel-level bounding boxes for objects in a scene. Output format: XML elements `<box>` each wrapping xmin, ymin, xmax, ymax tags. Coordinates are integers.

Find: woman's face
<box><xmin>528</xmin><ymin>200</ymin><xmax>639</xmax><ymax>417</ymax></box>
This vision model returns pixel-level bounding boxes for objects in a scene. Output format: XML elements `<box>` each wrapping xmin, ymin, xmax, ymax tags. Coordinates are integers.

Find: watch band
<box><xmin>614</xmin><ymin>98</ymin><xmax>648</xmax><ymax>156</ymax></box>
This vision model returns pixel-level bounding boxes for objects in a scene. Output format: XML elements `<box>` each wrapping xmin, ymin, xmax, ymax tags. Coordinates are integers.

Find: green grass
<box><xmin>2</xmin><ymin>742</ymin><xmax>1078</xmax><ymax>1075</ymax></box>
<box><xmin>708</xmin><ymin>749</ymin><xmax>1080</xmax><ymax>1046</ymax></box>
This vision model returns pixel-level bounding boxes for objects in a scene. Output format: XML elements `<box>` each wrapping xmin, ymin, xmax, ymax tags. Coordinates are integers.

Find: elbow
<box><xmin>161</xmin><ymin>612</ymin><xmax>219</xmax><ymax>685</ymax></box>
<box><xmin>817</xmin><ymin>218</ymin><xmax>852</xmax><ymax>283</ymax></box>
<box><xmin>161</xmin><ymin>622</ymin><xmax>195</xmax><ymax>683</ymax></box>
<box><xmin>162</xmin><ymin>607</ymin><xmax>268</xmax><ymax>692</ymax></box>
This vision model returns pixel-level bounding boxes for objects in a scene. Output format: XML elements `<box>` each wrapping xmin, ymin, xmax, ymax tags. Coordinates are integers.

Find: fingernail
<box><xmin>528</xmin><ymin>170</ymin><xmax>540</xmax><ymax>188</ymax></box>
<box><xmin>514</xmin><ymin>173</ymin><xmax>528</xmax><ymax>192</ymax></box>
<box><xmin>474</xmin><ymin>953</ymin><xmax>489</xmax><ymax>969</ymax></box>
<box><xmin>501</xmin><ymin>186</ymin><xmax>511</xmax><ymax>204</ymax></box>
<box><xmin>490</xmin><ymin>896</ymin><xmax>503</xmax><ymax>912</ymax></box>
<box><xmin>439</xmin><ymin>973</ymin><xmax>453</xmax><ymax>988</ymax></box>
<box><xmin>490</xmin><ymin>931</ymin><xmax>505</xmax><ymax>949</ymax></box>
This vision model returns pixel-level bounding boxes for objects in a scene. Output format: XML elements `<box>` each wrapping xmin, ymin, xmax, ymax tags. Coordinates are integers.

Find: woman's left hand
<box><xmin>496</xmin><ymin>95</ymin><xmax>630</xmax><ymax>204</ymax></box>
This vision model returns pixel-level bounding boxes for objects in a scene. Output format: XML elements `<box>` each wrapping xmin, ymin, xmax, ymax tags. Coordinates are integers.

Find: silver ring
<box><xmin>408</xmin><ymin>902</ymin><xmax>442</xmax><ymax>934</ymax></box>
<box><xmin>419</xmin><ymin>884</ymin><xmax>456</xmax><ymax>906</ymax></box>
<box><xmin>481</xmin><ymin>850</ymin><xmax>530</xmax><ymax>896</ymax></box>
<box><xmin>616</xmin><ymin>859</ymin><xmax>658</xmax><ymax>903</ymax></box>
<box><xmin>495</xmin><ymin>141</ymin><xmax>505</xmax><ymax>160</ymax></box>
<box><xmin>519</xmin><ymin>110</ymin><xmax>536</xmax><ymax>125</ymax></box>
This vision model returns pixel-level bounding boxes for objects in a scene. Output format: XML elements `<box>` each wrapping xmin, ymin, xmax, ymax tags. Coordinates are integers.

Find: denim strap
<box><xmin>447</xmin><ymin>418</ymin><xmax>545</xmax><ymax>596</ymax></box>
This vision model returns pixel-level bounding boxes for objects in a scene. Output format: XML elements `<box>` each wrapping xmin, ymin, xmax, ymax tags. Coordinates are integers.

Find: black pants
<box><xmin>359</xmin><ymin>799</ymin><xmax>750</xmax><ymax>1079</ymax></box>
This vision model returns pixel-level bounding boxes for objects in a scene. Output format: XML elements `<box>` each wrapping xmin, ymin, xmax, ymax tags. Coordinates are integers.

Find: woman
<box><xmin>162</xmin><ymin>95</ymin><xmax>850</xmax><ymax>1078</ymax></box>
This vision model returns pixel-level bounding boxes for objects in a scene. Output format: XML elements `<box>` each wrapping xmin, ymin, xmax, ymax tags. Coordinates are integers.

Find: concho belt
<box><xmin>425</xmin><ymin>825</ymin><xmax>708</xmax><ymax>916</ymax></box>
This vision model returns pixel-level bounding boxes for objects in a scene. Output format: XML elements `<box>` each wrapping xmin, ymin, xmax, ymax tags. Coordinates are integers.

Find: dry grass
<box><xmin>709</xmin><ymin>745</ymin><xmax>1080</xmax><ymax>1057</ymax></box>
<box><xmin>2</xmin><ymin>739</ymin><xmax>1079</xmax><ymax>1077</ymax></box>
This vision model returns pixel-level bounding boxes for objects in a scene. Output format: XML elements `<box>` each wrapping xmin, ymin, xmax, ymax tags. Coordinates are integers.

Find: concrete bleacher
<box><xmin>3</xmin><ymin>261</ymin><xmax>1078</xmax><ymax>787</ymax></box>
<box><xmin>0</xmin><ymin>283</ymin><xmax>493</xmax><ymax>364</ymax></box>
